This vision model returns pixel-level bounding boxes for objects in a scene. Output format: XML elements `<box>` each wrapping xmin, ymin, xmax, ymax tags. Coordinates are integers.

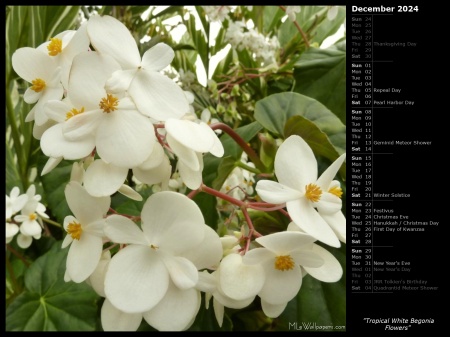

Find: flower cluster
<box><xmin>225</xmin><ymin>21</ymin><xmax>280</xmax><ymax>65</ymax></box>
<box><xmin>6</xmin><ymin>185</ymin><xmax>48</xmax><ymax>248</ymax></box>
<box><xmin>10</xmin><ymin>10</ymin><xmax>346</xmax><ymax>332</ymax></box>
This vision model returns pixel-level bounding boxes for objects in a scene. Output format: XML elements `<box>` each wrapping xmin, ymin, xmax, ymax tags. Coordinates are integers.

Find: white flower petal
<box><xmin>219</xmin><ymin>253</ymin><xmax>265</xmax><ymax>300</ymax></box>
<box><xmin>87</xmin><ymin>14</ymin><xmax>141</xmax><ymax>69</ymax></box>
<box><xmin>118</xmin><ymin>185</ymin><xmax>143</xmax><ymax>201</ymax></box>
<box><xmin>12</xmin><ymin>47</ymin><xmax>58</xmax><ymax>82</ymax></box>
<box><xmin>287</xmin><ymin>199</ymin><xmax>340</xmax><ymax>248</ymax></box>
<box><xmin>165</xmin><ymin>119</ymin><xmax>215</xmax><ymax>153</ymax></box>
<box><xmin>137</xmin><ymin>142</ymin><xmax>165</xmax><ymax>170</ymax></box>
<box><xmin>261</xmin><ymin>299</ymin><xmax>287</xmax><ymax>318</ymax></box>
<box><xmin>44</xmin><ymin>100</ymin><xmax>71</xmax><ymax>123</ymax></box>
<box><xmin>84</xmin><ymin>159</ymin><xmax>128</xmax><ymax>197</ymax></box>
<box><xmin>316</xmin><ymin>153</ymin><xmax>346</xmax><ymax>189</ymax></box>
<box><xmin>256</xmin><ymin>231</ymin><xmax>317</xmax><ymax>254</ymax></box>
<box><xmin>63</xmin><ymin>109</ymin><xmax>103</xmax><ymax>141</ymax></box>
<box><xmin>181</xmin><ymin>225</ymin><xmax>223</xmax><ymax>270</ymax></box>
<box><xmin>259</xmin><ymin>261</ymin><xmax>302</xmax><ymax>305</ymax></box>
<box><xmin>242</xmin><ymin>247</ymin><xmax>274</xmax><ymax>265</ymax></box>
<box><xmin>291</xmin><ymin>249</ymin><xmax>324</xmax><ymax>268</ymax></box>
<box><xmin>255</xmin><ymin>180</ymin><xmax>302</xmax><ymax>204</ymax></box>
<box><xmin>64</xmin><ymin>181</ymin><xmax>111</xmax><ymax>224</ymax></box>
<box><xmin>213</xmin><ymin>298</ymin><xmax>225</xmax><ymax>328</ymax></box>
<box><xmin>104</xmin><ymin>245</ymin><xmax>169</xmax><ymax>313</ymax></box>
<box><xmin>141</xmin><ymin>191</ymin><xmax>205</xmax><ymax>255</ymax></box>
<box><xmin>41</xmin><ymin>124</ymin><xmax>95</xmax><ymax>160</ymax></box>
<box><xmin>316</xmin><ymin>192</ymin><xmax>342</xmax><ymax>215</ymax></box>
<box><xmin>275</xmin><ymin>135</ymin><xmax>317</xmax><ymax>191</ymax></box>
<box><xmin>68</xmin><ymin>51</ymin><xmax>121</xmax><ymax>110</ymax></box>
<box><xmin>320</xmin><ymin>211</ymin><xmax>346</xmax><ymax>243</ymax></box>
<box><xmin>89</xmin><ymin>250</ymin><xmax>111</xmax><ymax>297</ymax></box>
<box><xmin>67</xmin><ymin>234</ymin><xmax>103</xmax><ymax>283</ymax></box>
<box><xmin>133</xmin><ymin>155</ymin><xmax>172</xmax><ymax>186</ymax></box>
<box><xmin>166</xmin><ymin>133</ymin><xmax>200</xmax><ymax>171</ymax></box>
<box><xmin>177</xmin><ymin>158</ymin><xmax>203</xmax><ymax>190</ymax></box>
<box><xmin>143</xmin><ymin>283</ymin><xmax>200</xmax><ymax>331</ymax></box>
<box><xmin>196</xmin><ymin>271</ymin><xmax>216</xmax><ymax>293</ymax></box>
<box><xmin>302</xmin><ymin>244</ymin><xmax>343</xmax><ymax>282</ymax></box>
<box><xmin>129</xmin><ymin>70</ymin><xmax>188</xmax><ymax>121</ymax></box>
<box><xmin>161</xmin><ymin>255</ymin><xmax>198</xmax><ymax>290</ymax></box>
<box><xmin>16</xmin><ymin>234</ymin><xmax>32</xmax><ymax>249</ymax></box>
<box><xmin>34</xmin><ymin>86</ymin><xmax>64</xmax><ymax>126</ymax></box>
<box><xmin>32</xmin><ymin>119</ymin><xmax>55</xmax><ymax>142</ymax></box>
<box><xmin>19</xmin><ymin>220</ymin><xmax>42</xmax><ymax>237</ymax></box>
<box><xmin>104</xmin><ymin>214</ymin><xmax>149</xmax><ymax>245</ymax></box>
<box><xmin>23</xmin><ymin>88</ymin><xmax>41</xmax><ymax>104</ymax></box>
<box><xmin>141</xmin><ymin>43</ymin><xmax>174</xmax><ymax>72</ymax></box>
<box><xmin>95</xmin><ymin>110</ymin><xmax>155</xmax><ymax>168</ymax></box>
<box><xmin>101</xmin><ymin>299</ymin><xmax>142</xmax><ymax>331</ymax></box>
<box><xmin>105</xmin><ymin>69</ymin><xmax>138</xmax><ymax>93</ymax></box>
<box><xmin>6</xmin><ymin>223</ymin><xmax>19</xmax><ymax>238</ymax></box>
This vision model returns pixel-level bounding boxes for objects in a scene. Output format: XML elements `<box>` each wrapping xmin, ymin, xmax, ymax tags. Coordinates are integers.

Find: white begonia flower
<box><xmin>286</xmin><ymin>222</ymin><xmax>343</xmax><ymax>282</ymax></box>
<box><xmin>36</xmin><ymin>22</ymin><xmax>90</xmax><ymax>90</ymax></box>
<box><xmin>12</xmin><ymin>47</ymin><xmax>64</xmax><ymax>125</ymax></box>
<box><xmin>103</xmin><ymin>191</ymin><xmax>207</xmax><ymax>314</ymax></box>
<box><xmin>286</xmin><ymin>6</ymin><xmax>301</xmax><ymax>21</ymax></box>
<box><xmin>242</xmin><ymin>231</ymin><xmax>325</xmax><ymax>317</ymax></box>
<box><xmin>6</xmin><ymin>187</ymin><xmax>28</xmax><ymax>219</ymax></box>
<box><xmin>62</xmin><ymin>181</ymin><xmax>110</xmax><ymax>283</ymax></box>
<box><xmin>87</xmin><ymin>15</ymin><xmax>189</xmax><ymax>122</ymax></box>
<box><xmin>255</xmin><ymin>135</ymin><xmax>346</xmax><ymax>248</ymax></box>
<box><xmin>14</xmin><ymin>199</ymin><xmax>44</xmax><ymax>237</ymax></box>
<box><xmin>165</xmin><ymin>118</ymin><xmax>224</xmax><ymax>190</ymax></box>
<box><xmin>41</xmin><ymin>98</ymin><xmax>95</xmax><ymax>163</ymax></box>
<box><xmin>201</xmin><ymin>108</ymin><xmax>222</xmax><ymax>134</ymax></box>
<box><xmin>62</xmin><ymin>51</ymin><xmax>156</xmax><ymax>168</ymax></box>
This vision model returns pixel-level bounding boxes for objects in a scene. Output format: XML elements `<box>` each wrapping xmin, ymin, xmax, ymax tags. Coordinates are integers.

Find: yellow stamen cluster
<box><xmin>151</xmin><ymin>244</ymin><xmax>159</xmax><ymax>250</ymax></box>
<box><xmin>99</xmin><ymin>94</ymin><xmax>119</xmax><ymax>113</ymax></box>
<box><xmin>305</xmin><ymin>183</ymin><xmax>322</xmax><ymax>202</ymax></box>
<box><xmin>31</xmin><ymin>78</ymin><xmax>46</xmax><ymax>92</ymax></box>
<box><xmin>67</xmin><ymin>222</ymin><xmax>82</xmax><ymax>240</ymax></box>
<box><xmin>274</xmin><ymin>255</ymin><xmax>295</xmax><ymax>271</ymax></box>
<box><xmin>329</xmin><ymin>186</ymin><xmax>343</xmax><ymax>198</ymax></box>
<box><xmin>29</xmin><ymin>213</ymin><xmax>37</xmax><ymax>221</ymax></box>
<box><xmin>47</xmin><ymin>38</ymin><xmax>63</xmax><ymax>56</ymax></box>
<box><xmin>66</xmin><ymin>107</ymin><xmax>85</xmax><ymax>121</ymax></box>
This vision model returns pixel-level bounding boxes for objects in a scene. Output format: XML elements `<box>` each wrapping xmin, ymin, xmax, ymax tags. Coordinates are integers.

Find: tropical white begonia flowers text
<box><xmin>256</xmin><ymin>135</ymin><xmax>346</xmax><ymax>247</ymax></box>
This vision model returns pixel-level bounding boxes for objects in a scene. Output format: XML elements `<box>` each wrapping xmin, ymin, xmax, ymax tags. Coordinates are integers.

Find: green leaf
<box><xmin>284</xmin><ymin>116</ymin><xmax>346</xmax><ymax>180</ymax></box>
<box><xmin>6</xmin><ymin>242</ymin><xmax>99</xmax><ymax>331</ymax></box>
<box><xmin>262</xmin><ymin>6</ymin><xmax>285</xmax><ymax>35</ymax></box>
<box><xmin>274</xmin><ymin>244</ymin><xmax>346</xmax><ymax>331</ymax></box>
<box><xmin>254</xmin><ymin>92</ymin><xmax>346</xmax><ymax>156</ymax></box>
<box><xmin>294</xmin><ymin>46</ymin><xmax>346</xmax><ymax>124</ymax></box>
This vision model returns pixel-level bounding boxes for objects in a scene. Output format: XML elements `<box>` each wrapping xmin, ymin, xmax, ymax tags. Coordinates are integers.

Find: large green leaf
<box><xmin>274</xmin><ymin>244</ymin><xmax>346</xmax><ymax>331</ymax></box>
<box><xmin>6</xmin><ymin>242</ymin><xmax>99</xmax><ymax>331</ymax></box>
<box><xmin>254</xmin><ymin>92</ymin><xmax>346</xmax><ymax>156</ymax></box>
<box><xmin>294</xmin><ymin>46</ymin><xmax>346</xmax><ymax>124</ymax></box>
